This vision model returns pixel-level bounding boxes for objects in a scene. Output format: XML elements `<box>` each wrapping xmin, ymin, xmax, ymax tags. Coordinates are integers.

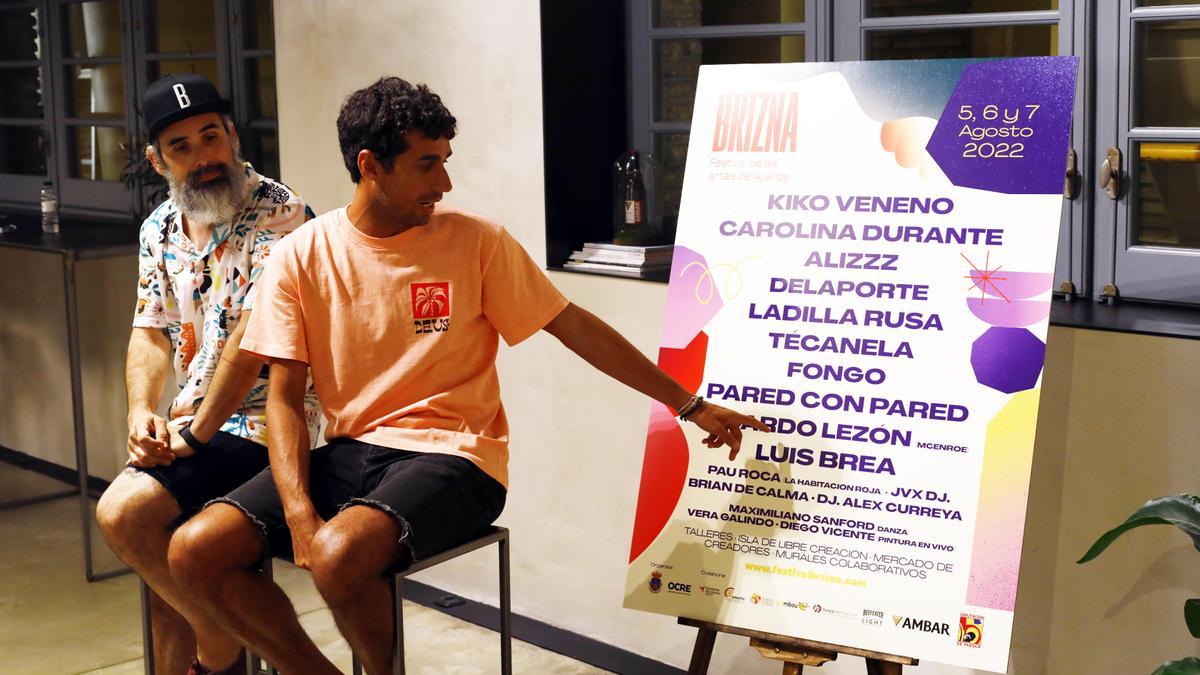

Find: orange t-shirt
<box><xmin>241</xmin><ymin>205</ymin><xmax>569</xmax><ymax>487</ymax></box>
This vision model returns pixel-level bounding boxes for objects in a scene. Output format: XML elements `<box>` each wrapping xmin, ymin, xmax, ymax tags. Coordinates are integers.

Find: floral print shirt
<box><xmin>132</xmin><ymin>166</ymin><xmax>321</xmax><ymax>446</ymax></box>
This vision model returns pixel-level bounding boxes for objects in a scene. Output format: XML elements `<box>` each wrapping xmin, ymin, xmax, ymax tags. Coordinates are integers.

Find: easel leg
<box><xmin>783</xmin><ymin>663</ymin><xmax>803</xmax><ymax>674</ymax></box>
<box><xmin>866</xmin><ymin>658</ymin><xmax>902</xmax><ymax>675</ymax></box>
<box><xmin>688</xmin><ymin>625</ymin><xmax>718</xmax><ymax>674</ymax></box>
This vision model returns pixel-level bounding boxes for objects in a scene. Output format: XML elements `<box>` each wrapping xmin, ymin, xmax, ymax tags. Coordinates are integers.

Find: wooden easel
<box><xmin>680</xmin><ymin>617</ymin><xmax>918</xmax><ymax>674</ymax></box>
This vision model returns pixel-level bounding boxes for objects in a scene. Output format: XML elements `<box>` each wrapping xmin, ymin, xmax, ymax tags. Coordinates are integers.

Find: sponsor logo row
<box><xmin>647</xmin><ymin>569</ymin><xmax>984</xmax><ymax>648</ymax></box>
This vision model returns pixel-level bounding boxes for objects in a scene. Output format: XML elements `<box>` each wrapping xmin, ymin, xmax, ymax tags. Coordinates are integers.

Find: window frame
<box><xmin>1099</xmin><ymin>1</ymin><xmax>1200</xmax><ymax>304</ymax></box>
<box><xmin>0</xmin><ymin>0</ymin><xmax>278</xmax><ymax>218</ymax></box>
<box><xmin>49</xmin><ymin>0</ymin><xmax>139</xmax><ymax>215</ymax></box>
<box><xmin>227</xmin><ymin>0</ymin><xmax>278</xmax><ymax>179</ymax></box>
<box><xmin>627</xmin><ymin>0</ymin><xmax>822</xmax><ymax>233</ymax></box>
<box><xmin>0</xmin><ymin>0</ymin><xmax>57</xmax><ymax>209</ymax></box>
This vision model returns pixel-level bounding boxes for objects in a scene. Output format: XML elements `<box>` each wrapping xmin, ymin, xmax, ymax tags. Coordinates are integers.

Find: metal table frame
<box><xmin>0</xmin><ymin>219</ymin><xmax>138</xmax><ymax>581</ymax></box>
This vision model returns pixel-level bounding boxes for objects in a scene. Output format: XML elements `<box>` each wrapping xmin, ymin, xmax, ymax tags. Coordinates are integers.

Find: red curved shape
<box><xmin>657</xmin><ymin>331</ymin><xmax>709</xmax><ymax>395</ymax></box>
<box><xmin>628</xmin><ymin>402</ymin><xmax>691</xmax><ymax>563</ymax></box>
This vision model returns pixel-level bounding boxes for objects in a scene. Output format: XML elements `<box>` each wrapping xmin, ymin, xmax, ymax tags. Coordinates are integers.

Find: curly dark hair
<box><xmin>336</xmin><ymin>77</ymin><xmax>457</xmax><ymax>183</ymax></box>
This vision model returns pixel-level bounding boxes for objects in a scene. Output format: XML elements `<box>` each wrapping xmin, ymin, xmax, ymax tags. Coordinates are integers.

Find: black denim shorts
<box><xmin>135</xmin><ymin>431</ymin><xmax>270</xmax><ymax>519</ymax></box>
<box><xmin>214</xmin><ymin>438</ymin><xmax>507</xmax><ymax>562</ymax></box>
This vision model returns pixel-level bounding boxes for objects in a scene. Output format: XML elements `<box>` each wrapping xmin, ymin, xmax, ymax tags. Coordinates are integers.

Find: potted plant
<box><xmin>1078</xmin><ymin>494</ymin><xmax>1200</xmax><ymax>675</ymax></box>
<box><xmin>120</xmin><ymin>135</ymin><xmax>168</xmax><ymax>222</ymax></box>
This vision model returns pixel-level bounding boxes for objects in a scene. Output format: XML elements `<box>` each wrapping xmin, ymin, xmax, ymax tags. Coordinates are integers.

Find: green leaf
<box><xmin>1187</xmin><ymin>599</ymin><xmax>1200</xmax><ymax>639</ymax></box>
<box><xmin>1152</xmin><ymin>657</ymin><xmax>1200</xmax><ymax>675</ymax></box>
<box><xmin>1077</xmin><ymin>494</ymin><xmax>1200</xmax><ymax>564</ymax></box>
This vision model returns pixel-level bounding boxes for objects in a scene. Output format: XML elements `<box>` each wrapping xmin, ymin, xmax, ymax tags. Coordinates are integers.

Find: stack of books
<box><xmin>563</xmin><ymin>242</ymin><xmax>674</xmax><ymax>279</ymax></box>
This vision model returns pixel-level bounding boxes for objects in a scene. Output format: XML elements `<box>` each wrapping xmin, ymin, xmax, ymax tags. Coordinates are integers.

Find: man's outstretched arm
<box><xmin>265</xmin><ymin>357</ymin><xmax>321</xmax><ymax>568</ymax></box>
<box><xmin>542</xmin><ymin>302</ymin><xmax>768</xmax><ymax>459</ymax></box>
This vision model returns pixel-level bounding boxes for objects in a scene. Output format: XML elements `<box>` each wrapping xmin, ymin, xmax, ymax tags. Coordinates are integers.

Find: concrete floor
<box><xmin>0</xmin><ymin>463</ymin><xmax>610</xmax><ymax>674</ymax></box>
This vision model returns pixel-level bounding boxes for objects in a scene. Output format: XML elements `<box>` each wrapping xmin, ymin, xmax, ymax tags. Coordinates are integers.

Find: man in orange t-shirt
<box><xmin>169</xmin><ymin>77</ymin><xmax>766</xmax><ymax>674</ymax></box>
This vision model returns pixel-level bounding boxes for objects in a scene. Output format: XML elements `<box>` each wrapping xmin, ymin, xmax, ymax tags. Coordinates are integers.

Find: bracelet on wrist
<box><xmin>677</xmin><ymin>395</ymin><xmax>705</xmax><ymax>421</ymax></box>
<box><xmin>178</xmin><ymin>424</ymin><xmax>206</xmax><ymax>452</ymax></box>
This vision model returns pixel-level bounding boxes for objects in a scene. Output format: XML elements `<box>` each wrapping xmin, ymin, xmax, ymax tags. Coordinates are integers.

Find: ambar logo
<box><xmin>893</xmin><ymin>615</ymin><xmax>951</xmax><ymax>635</ymax></box>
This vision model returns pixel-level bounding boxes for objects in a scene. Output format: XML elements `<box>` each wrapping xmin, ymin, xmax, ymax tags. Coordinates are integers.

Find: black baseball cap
<box><xmin>143</xmin><ymin>73</ymin><xmax>232</xmax><ymax>141</ymax></box>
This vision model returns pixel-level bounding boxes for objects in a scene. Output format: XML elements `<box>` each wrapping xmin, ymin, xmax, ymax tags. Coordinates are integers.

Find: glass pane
<box><xmin>655</xmin><ymin>0</ymin><xmax>804</xmax><ymax>27</ymax></box>
<box><xmin>150</xmin><ymin>0</ymin><xmax>214</xmax><ymax>53</ymax></box>
<box><xmin>1134</xmin><ymin>142</ymin><xmax>1200</xmax><ymax>248</ymax></box>
<box><xmin>867</xmin><ymin>24</ymin><xmax>1058</xmax><ymax>60</ymax></box>
<box><xmin>68</xmin><ymin>124</ymin><xmax>126</xmax><ymax>180</ymax></box>
<box><xmin>245</xmin><ymin>0</ymin><xmax>274</xmax><ymax>49</ymax></box>
<box><xmin>0</xmin><ymin>67</ymin><xmax>45</xmax><ymax>118</ymax></box>
<box><xmin>244</xmin><ymin>129</ymin><xmax>278</xmax><ymax>179</ymax></box>
<box><xmin>867</xmin><ymin>0</ymin><xmax>1057</xmax><ymax>18</ymax></box>
<box><xmin>150</xmin><ymin>59</ymin><xmax>220</xmax><ymax>85</ymax></box>
<box><xmin>1136</xmin><ymin>20</ymin><xmax>1200</xmax><ymax>127</ymax></box>
<box><xmin>64</xmin><ymin>0</ymin><xmax>122</xmax><ymax>59</ymax></box>
<box><xmin>247</xmin><ymin>57</ymin><xmax>276</xmax><ymax>118</ymax></box>
<box><xmin>0</xmin><ymin>5</ymin><xmax>41</xmax><ymax>61</ymax></box>
<box><xmin>656</xmin><ymin>35</ymin><xmax>805</xmax><ymax>123</ymax></box>
<box><xmin>67</xmin><ymin>64</ymin><xmax>125</xmax><ymax>118</ymax></box>
<box><xmin>653</xmin><ymin>133</ymin><xmax>688</xmax><ymax>241</ymax></box>
<box><xmin>0</xmin><ymin>125</ymin><xmax>47</xmax><ymax>175</ymax></box>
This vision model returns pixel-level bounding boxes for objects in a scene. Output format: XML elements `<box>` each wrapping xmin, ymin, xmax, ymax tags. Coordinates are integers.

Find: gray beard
<box><xmin>168</xmin><ymin>163</ymin><xmax>253</xmax><ymax>226</ymax></box>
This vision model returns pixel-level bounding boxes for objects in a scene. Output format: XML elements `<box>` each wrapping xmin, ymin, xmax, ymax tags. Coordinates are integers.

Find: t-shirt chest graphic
<box><xmin>411</xmin><ymin>281</ymin><xmax>451</xmax><ymax>334</ymax></box>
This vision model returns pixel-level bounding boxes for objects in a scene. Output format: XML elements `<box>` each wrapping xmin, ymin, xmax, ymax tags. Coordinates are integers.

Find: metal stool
<box><xmin>351</xmin><ymin>525</ymin><xmax>512</xmax><ymax>675</ymax></box>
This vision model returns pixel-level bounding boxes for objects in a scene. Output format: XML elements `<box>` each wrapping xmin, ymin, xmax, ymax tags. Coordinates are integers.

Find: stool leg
<box><xmin>499</xmin><ymin>534</ymin><xmax>512</xmax><ymax>675</ymax></box>
<box><xmin>351</xmin><ymin>655</ymin><xmax>362</xmax><ymax>675</ymax></box>
<box><xmin>393</xmin><ymin>575</ymin><xmax>405</xmax><ymax>675</ymax></box>
<box><xmin>243</xmin><ymin>550</ymin><xmax>275</xmax><ymax>675</ymax></box>
<box><xmin>140</xmin><ymin>579</ymin><xmax>155</xmax><ymax>675</ymax></box>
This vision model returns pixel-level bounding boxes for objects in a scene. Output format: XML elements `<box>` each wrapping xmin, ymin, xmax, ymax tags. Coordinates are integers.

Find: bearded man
<box><xmin>95</xmin><ymin>73</ymin><xmax>319</xmax><ymax>675</ymax></box>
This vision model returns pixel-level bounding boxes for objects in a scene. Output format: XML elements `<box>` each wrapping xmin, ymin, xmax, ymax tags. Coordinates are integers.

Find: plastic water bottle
<box><xmin>40</xmin><ymin>181</ymin><xmax>59</xmax><ymax>234</ymax></box>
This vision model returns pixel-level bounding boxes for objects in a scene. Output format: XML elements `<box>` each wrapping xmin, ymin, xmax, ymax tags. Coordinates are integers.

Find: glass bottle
<box><xmin>613</xmin><ymin>149</ymin><xmax>648</xmax><ymax>244</ymax></box>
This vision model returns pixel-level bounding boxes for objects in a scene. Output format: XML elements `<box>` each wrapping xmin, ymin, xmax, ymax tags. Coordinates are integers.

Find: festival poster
<box><xmin>623</xmin><ymin>57</ymin><xmax>1077</xmax><ymax>672</ymax></box>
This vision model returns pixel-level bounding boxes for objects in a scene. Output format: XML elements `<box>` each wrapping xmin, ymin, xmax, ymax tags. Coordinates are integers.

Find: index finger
<box><xmin>740</xmin><ymin>415</ymin><xmax>771</xmax><ymax>433</ymax></box>
<box><xmin>152</xmin><ymin>416</ymin><xmax>169</xmax><ymax>443</ymax></box>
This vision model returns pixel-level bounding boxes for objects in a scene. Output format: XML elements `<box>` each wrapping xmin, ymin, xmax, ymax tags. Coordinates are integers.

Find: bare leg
<box><xmin>308</xmin><ymin>505</ymin><xmax>407</xmax><ymax>675</ymax></box>
<box><xmin>147</xmin><ymin>589</ymin><xmax>194</xmax><ymax>672</ymax></box>
<box><xmin>168</xmin><ymin>503</ymin><xmax>341</xmax><ymax>675</ymax></box>
<box><xmin>97</xmin><ymin>470</ymin><xmax>241</xmax><ymax>670</ymax></box>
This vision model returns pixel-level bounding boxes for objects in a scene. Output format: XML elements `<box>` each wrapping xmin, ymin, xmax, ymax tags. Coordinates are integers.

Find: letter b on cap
<box><xmin>172</xmin><ymin>83</ymin><xmax>191</xmax><ymax>109</ymax></box>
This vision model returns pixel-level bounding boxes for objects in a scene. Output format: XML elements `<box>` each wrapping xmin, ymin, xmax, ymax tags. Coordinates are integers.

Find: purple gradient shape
<box><xmin>969</xmin><ymin>270</ymin><xmax>1054</xmax><ymax>300</ymax></box>
<box><xmin>927</xmin><ymin>57</ymin><xmax>1078</xmax><ymax>194</ymax></box>
<box><xmin>971</xmin><ymin>327</ymin><xmax>1046</xmax><ymax>393</ymax></box>
<box><xmin>966</xmin><ymin>297</ymin><xmax>1052</xmax><ymax>328</ymax></box>
<box><xmin>661</xmin><ymin>246</ymin><xmax>724</xmax><ymax>349</ymax></box>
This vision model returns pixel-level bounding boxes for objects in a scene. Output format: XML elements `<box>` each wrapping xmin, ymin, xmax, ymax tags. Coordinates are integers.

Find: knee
<box><xmin>168</xmin><ymin>506</ymin><xmax>259</xmax><ymax>593</ymax></box>
<box><xmin>96</xmin><ymin>472</ymin><xmax>174</xmax><ymax>549</ymax></box>
<box><xmin>309</xmin><ymin>528</ymin><xmax>375</xmax><ymax>606</ymax></box>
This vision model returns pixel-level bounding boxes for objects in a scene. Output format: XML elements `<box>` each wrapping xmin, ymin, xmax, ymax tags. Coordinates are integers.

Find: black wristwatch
<box><xmin>178</xmin><ymin>424</ymin><xmax>207</xmax><ymax>453</ymax></box>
